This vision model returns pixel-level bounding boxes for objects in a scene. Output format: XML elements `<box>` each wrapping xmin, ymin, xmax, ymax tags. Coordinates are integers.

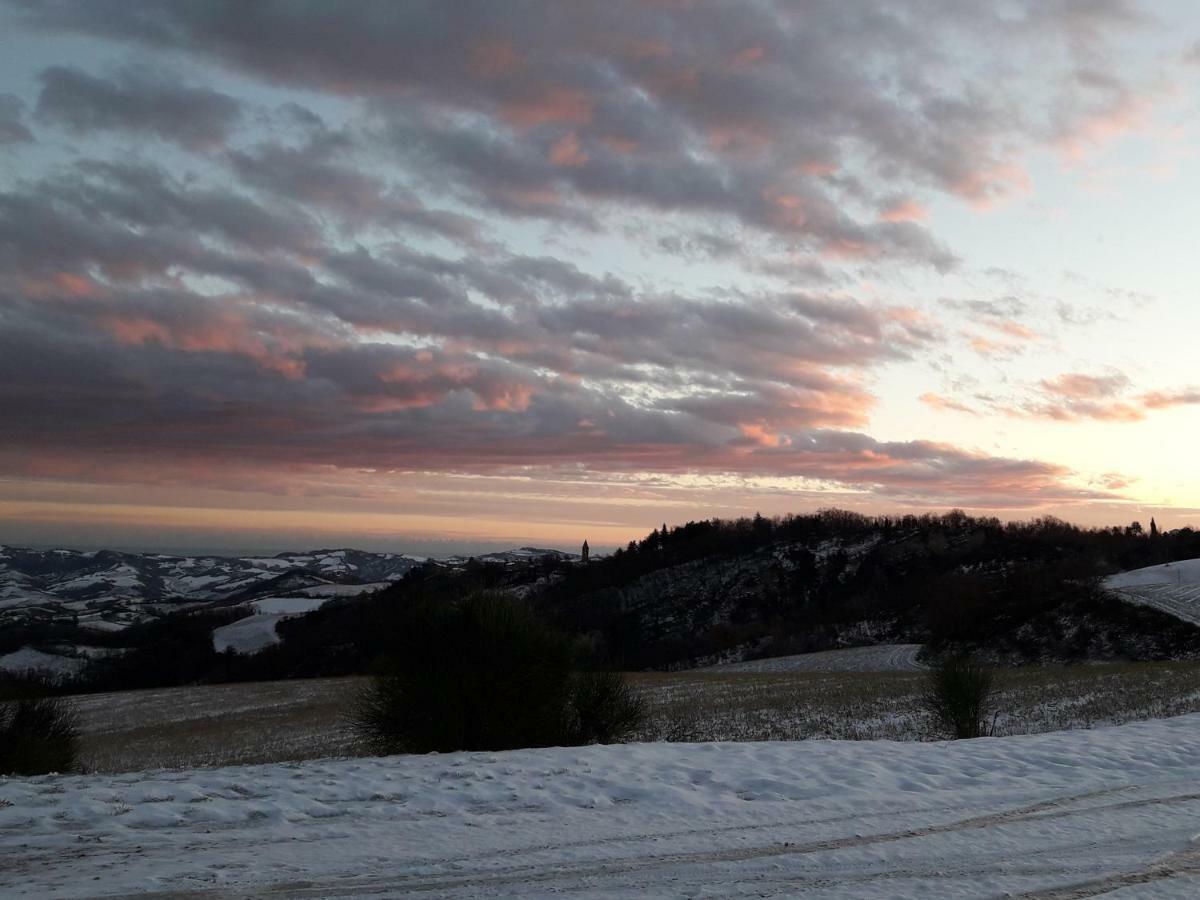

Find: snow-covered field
<box><xmin>211</xmin><ymin>597</ymin><xmax>338</xmax><ymax>654</ymax></box>
<box><xmin>71</xmin><ymin>679</ymin><xmax>364</xmax><ymax>772</ymax></box>
<box><xmin>6</xmin><ymin>715</ymin><xmax>1200</xmax><ymax>898</ymax></box>
<box><xmin>1106</xmin><ymin>558</ymin><xmax>1200</xmax><ymax>626</ymax></box>
<box><xmin>61</xmin><ymin>663</ymin><xmax>1200</xmax><ymax>773</ymax></box>
<box><xmin>707</xmin><ymin>644</ymin><xmax>924</xmax><ymax>673</ymax></box>
<box><xmin>0</xmin><ymin>645</ymin><xmax>87</xmax><ymax>678</ymax></box>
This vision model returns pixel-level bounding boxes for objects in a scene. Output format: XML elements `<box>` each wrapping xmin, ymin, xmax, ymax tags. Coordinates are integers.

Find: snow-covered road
<box><xmin>5</xmin><ymin>715</ymin><xmax>1200</xmax><ymax>898</ymax></box>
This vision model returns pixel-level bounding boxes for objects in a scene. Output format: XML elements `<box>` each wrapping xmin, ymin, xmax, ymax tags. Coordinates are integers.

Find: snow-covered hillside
<box><xmin>1105</xmin><ymin>558</ymin><xmax>1200</xmax><ymax>625</ymax></box>
<box><xmin>0</xmin><ymin>545</ymin><xmax>425</xmax><ymax>631</ymax></box>
<box><xmin>5</xmin><ymin>715</ymin><xmax>1200</xmax><ymax>897</ymax></box>
<box><xmin>0</xmin><ymin>545</ymin><xmax>577</xmax><ymax>632</ymax></box>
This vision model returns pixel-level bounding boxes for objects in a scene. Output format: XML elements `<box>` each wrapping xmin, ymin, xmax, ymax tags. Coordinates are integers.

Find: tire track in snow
<box><xmin>1014</xmin><ymin>841</ymin><xmax>1200</xmax><ymax>898</ymax></box>
<box><xmin>124</xmin><ymin>784</ymin><xmax>1200</xmax><ymax>898</ymax></box>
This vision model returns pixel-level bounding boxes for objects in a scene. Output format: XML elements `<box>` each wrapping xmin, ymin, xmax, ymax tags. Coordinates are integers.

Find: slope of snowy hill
<box><xmin>1105</xmin><ymin>558</ymin><xmax>1200</xmax><ymax>625</ymax></box>
<box><xmin>5</xmin><ymin>714</ymin><xmax>1200</xmax><ymax>897</ymax></box>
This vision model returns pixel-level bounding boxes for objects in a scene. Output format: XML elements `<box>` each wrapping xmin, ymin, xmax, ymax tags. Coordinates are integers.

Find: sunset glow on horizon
<box><xmin>2</xmin><ymin>1</ymin><xmax>1199</xmax><ymax>554</ymax></box>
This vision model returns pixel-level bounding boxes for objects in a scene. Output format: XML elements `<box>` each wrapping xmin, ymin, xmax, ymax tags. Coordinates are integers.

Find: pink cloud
<box><xmin>1041</xmin><ymin>372</ymin><xmax>1128</xmax><ymax>400</ymax></box>
<box><xmin>23</xmin><ymin>271</ymin><xmax>109</xmax><ymax>300</ymax></box>
<box><xmin>469</xmin><ymin>39</ymin><xmax>522</xmax><ymax>78</ymax></box>
<box><xmin>987</xmin><ymin>319</ymin><xmax>1038</xmax><ymax>340</ymax></box>
<box><xmin>965</xmin><ymin>332</ymin><xmax>1022</xmax><ymax>359</ymax></box>
<box><xmin>880</xmin><ymin>198</ymin><xmax>927</xmax><ymax>223</ymax></box>
<box><xmin>919</xmin><ymin>392</ymin><xmax>977</xmax><ymax>415</ymax></box>
<box><xmin>952</xmin><ymin>162</ymin><xmax>1032</xmax><ymax>210</ymax></box>
<box><xmin>548</xmin><ymin>131</ymin><xmax>589</xmax><ymax>167</ymax></box>
<box><xmin>1056</xmin><ymin>90</ymin><xmax>1158</xmax><ymax>163</ymax></box>
<box><xmin>501</xmin><ymin>86</ymin><xmax>593</xmax><ymax>127</ymax></box>
<box><xmin>1140</xmin><ymin>389</ymin><xmax>1200</xmax><ymax>410</ymax></box>
<box><xmin>729</xmin><ymin>46</ymin><xmax>765</xmax><ymax>69</ymax></box>
<box><xmin>738</xmin><ymin>423</ymin><xmax>785</xmax><ymax>448</ymax></box>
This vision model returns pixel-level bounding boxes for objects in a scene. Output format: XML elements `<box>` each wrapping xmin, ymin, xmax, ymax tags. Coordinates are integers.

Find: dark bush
<box><xmin>567</xmin><ymin>670</ymin><xmax>644</xmax><ymax>745</ymax></box>
<box><xmin>352</xmin><ymin>592</ymin><xmax>572</xmax><ymax>753</ymax></box>
<box><xmin>925</xmin><ymin>655</ymin><xmax>994</xmax><ymax>739</ymax></box>
<box><xmin>351</xmin><ymin>592</ymin><xmax>642</xmax><ymax>754</ymax></box>
<box><xmin>0</xmin><ymin>696</ymin><xmax>80</xmax><ymax>775</ymax></box>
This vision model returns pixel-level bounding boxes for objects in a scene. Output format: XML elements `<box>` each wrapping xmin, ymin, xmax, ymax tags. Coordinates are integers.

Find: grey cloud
<box><xmin>943</xmin><ymin>296</ymin><xmax>1030</xmax><ymax>319</ymax></box>
<box><xmin>0</xmin><ymin>94</ymin><xmax>34</xmax><ymax>143</ymax></box>
<box><xmin>35</xmin><ymin>64</ymin><xmax>241</xmax><ymax>149</ymax></box>
<box><xmin>228</xmin><ymin>139</ymin><xmax>482</xmax><ymax>244</ymax></box>
<box><xmin>16</xmin><ymin>1</ymin><xmax>1150</xmax><ymax>267</ymax></box>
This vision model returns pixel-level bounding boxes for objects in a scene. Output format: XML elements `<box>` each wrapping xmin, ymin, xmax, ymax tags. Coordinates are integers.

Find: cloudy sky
<box><xmin>1</xmin><ymin>1</ymin><xmax>1198</xmax><ymax>554</ymax></box>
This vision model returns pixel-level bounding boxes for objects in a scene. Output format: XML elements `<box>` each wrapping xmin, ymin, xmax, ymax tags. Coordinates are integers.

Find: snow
<box><xmin>251</xmin><ymin>596</ymin><xmax>330</xmax><ymax>615</ymax></box>
<box><xmin>211</xmin><ymin>613</ymin><xmax>289</xmax><ymax>654</ymax></box>
<box><xmin>0</xmin><ymin>645</ymin><xmax>86</xmax><ymax>678</ymax></box>
<box><xmin>1105</xmin><ymin>558</ymin><xmax>1200</xmax><ymax>625</ymax></box>
<box><xmin>213</xmin><ymin>597</ymin><xmax>333</xmax><ymax>652</ymax></box>
<box><xmin>5</xmin><ymin>715</ymin><xmax>1200</xmax><ymax>897</ymax></box>
<box><xmin>295</xmin><ymin>581</ymin><xmax>391</xmax><ymax>598</ymax></box>
<box><xmin>708</xmin><ymin>644</ymin><xmax>925</xmax><ymax>673</ymax></box>
<box><xmin>76</xmin><ymin>618</ymin><xmax>127</xmax><ymax>633</ymax></box>
<box><xmin>238</xmin><ymin>556</ymin><xmax>304</xmax><ymax>569</ymax></box>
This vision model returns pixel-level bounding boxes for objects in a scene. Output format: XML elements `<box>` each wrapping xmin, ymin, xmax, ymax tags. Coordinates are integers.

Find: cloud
<box><xmin>0</xmin><ymin>301</ymin><xmax>1099</xmax><ymax>510</ymax></box>
<box><xmin>919</xmin><ymin>392</ymin><xmax>978</xmax><ymax>415</ymax></box>
<box><xmin>35</xmin><ymin>65</ymin><xmax>241</xmax><ymax>149</ymax></box>
<box><xmin>0</xmin><ymin>0</ymin><xmax>1173</xmax><ymax>523</ymax></box>
<box><xmin>227</xmin><ymin>137</ymin><xmax>482</xmax><ymax>243</ymax></box>
<box><xmin>1041</xmin><ymin>372</ymin><xmax>1130</xmax><ymax>400</ymax></box>
<box><xmin>935</xmin><ymin>371</ymin><xmax>1200</xmax><ymax>424</ymax></box>
<box><xmin>1017</xmin><ymin>371</ymin><xmax>1144</xmax><ymax>421</ymax></box>
<box><xmin>0</xmin><ymin>153</ymin><xmax>1090</xmax><ymax>512</ymax></box>
<box><xmin>1141</xmin><ymin>388</ymin><xmax>1200</xmax><ymax>410</ymax></box>
<box><xmin>15</xmin><ymin>1</ymin><xmax>1163</xmax><ymax>270</ymax></box>
<box><xmin>964</xmin><ymin>332</ymin><xmax>1024</xmax><ymax>360</ymax></box>
<box><xmin>0</xmin><ymin>94</ymin><xmax>34</xmax><ymax>143</ymax></box>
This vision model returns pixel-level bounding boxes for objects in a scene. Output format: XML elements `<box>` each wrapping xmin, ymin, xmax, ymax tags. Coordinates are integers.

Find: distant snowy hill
<box><xmin>0</xmin><ymin>544</ymin><xmax>578</xmax><ymax>634</ymax></box>
<box><xmin>1104</xmin><ymin>558</ymin><xmax>1200</xmax><ymax>625</ymax></box>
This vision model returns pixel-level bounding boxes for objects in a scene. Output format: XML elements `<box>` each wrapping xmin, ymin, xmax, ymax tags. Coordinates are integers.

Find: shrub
<box><xmin>567</xmin><ymin>670</ymin><xmax>644</xmax><ymax>745</ymax></box>
<box><xmin>351</xmin><ymin>592</ymin><xmax>642</xmax><ymax>754</ymax></box>
<box><xmin>351</xmin><ymin>592</ymin><xmax>573</xmax><ymax>754</ymax></box>
<box><xmin>925</xmin><ymin>654</ymin><xmax>994</xmax><ymax>739</ymax></box>
<box><xmin>0</xmin><ymin>696</ymin><xmax>80</xmax><ymax>775</ymax></box>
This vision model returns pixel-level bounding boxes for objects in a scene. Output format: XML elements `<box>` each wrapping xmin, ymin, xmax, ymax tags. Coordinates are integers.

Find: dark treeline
<box><xmin>12</xmin><ymin>509</ymin><xmax>1200</xmax><ymax>693</ymax></box>
<box><xmin>557</xmin><ymin>509</ymin><xmax>1200</xmax><ymax>597</ymax></box>
<box><xmin>541</xmin><ymin>509</ymin><xmax>1200</xmax><ymax>668</ymax></box>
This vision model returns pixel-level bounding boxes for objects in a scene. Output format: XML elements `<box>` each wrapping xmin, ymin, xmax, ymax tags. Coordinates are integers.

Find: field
<box><xmin>66</xmin><ymin>654</ymin><xmax>1200</xmax><ymax>773</ymax></box>
<box><xmin>72</xmin><ymin>678</ymin><xmax>368</xmax><ymax>772</ymax></box>
<box><xmin>630</xmin><ymin>662</ymin><xmax>1200</xmax><ymax>743</ymax></box>
<box><xmin>705</xmin><ymin>643</ymin><xmax>924</xmax><ymax>673</ymax></box>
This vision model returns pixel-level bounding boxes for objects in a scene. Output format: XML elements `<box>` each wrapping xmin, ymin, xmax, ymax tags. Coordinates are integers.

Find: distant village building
<box><xmin>581</xmin><ymin>540</ymin><xmax>590</xmax><ymax>564</ymax></box>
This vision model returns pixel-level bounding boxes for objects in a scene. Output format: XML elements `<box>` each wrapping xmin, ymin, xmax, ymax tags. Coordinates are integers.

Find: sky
<box><xmin>1</xmin><ymin>0</ymin><xmax>1199</xmax><ymax>555</ymax></box>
